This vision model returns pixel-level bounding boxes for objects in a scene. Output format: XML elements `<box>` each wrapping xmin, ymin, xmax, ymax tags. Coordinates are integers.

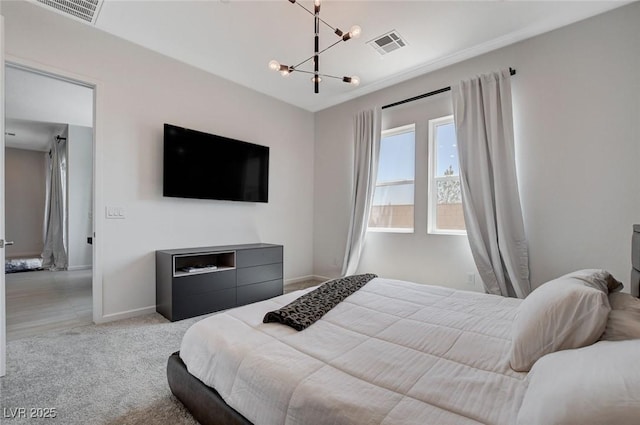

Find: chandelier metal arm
<box><xmin>291</xmin><ymin>38</ymin><xmax>344</xmax><ymax>70</ymax></box>
<box><xmin>293</xmin><ymin>1</ymin><xmax>338</xmax><ymax>33</ymax></box>
<box><xmin>319</xmin><ymin>38</ymin><xmax>343</xmax><ymax>55</ymax></box>
<box><xmin>292</xmin><ymin>69</ymin><xmax>346</xmax><ymax>80</ymax></box>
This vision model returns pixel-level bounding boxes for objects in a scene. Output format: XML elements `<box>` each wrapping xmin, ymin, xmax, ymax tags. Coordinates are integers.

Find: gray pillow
<box><xmin>601</xmin><ymin>292</ymin><xmax>640</xmax><ymax>341</ymax></box>
<box><xmin>562</xmin><ymin>269</ymin><xmax>623</xmax><ymax>293</ymax></box>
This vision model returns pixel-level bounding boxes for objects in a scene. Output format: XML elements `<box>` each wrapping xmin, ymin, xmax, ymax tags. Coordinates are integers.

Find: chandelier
<box><xmin>268</xmin><ymin>0</ymin><xmax>361</xmax><ymax>94</ymax></box>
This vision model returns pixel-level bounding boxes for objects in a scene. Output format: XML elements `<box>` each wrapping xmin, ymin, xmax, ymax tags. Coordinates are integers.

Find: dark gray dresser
<box><xmin>156</xmin><ymin>243</ymin><xmax>283</xmax><ymax>321</ymax></box>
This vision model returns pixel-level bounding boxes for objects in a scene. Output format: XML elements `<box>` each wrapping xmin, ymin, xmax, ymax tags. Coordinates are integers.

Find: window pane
<box><xmin>435</xmin><ymin>122</ymin><xmax>458</xmax><ymax>177</ymax></box>
<box><xmin>370</xmin><ymin>183</ymin><xmax>414</xmax><ymax>229</ymax></box>
<box><xmin>377</xmin><ymin>132</ymin><xmax>415</xmax><ymax>183</ymax></box>
<box><xmin>428</xmin><ymin>116</ymin><xmax>465</xmax><ymax>234</ymax></box>
<box><xmin>373</xmin><ymin>183</ymin><xmax>414</xmax><ymax>206</ymax></box>
<box><xmin>369</xmin><ymin>126</ymin><xmax>415</xmax><ymax>231</ymax></box>
<box><xmin>436</xmin><ymin>202</ymin><xmax>465</xmax><ymax>231</ymax></box>
<box><xmin>435</xmin><ymin>178</ymin><xmax>465</xmax><ymax>230</ymax></box>
<box><xmin>436</xmin><ymin>178</ymin><xmax>461</xmax><ymax>204</ymax></box>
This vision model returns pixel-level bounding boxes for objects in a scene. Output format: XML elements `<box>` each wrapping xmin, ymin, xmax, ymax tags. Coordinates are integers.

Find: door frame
<box><xmin>3</xmin><ymin>56</ymin><xmax>104</xmax><ymax>331</ymax></box>
<box><xmin>1</xmin><ymin>15</ymin><xmax>6</xmax><ymax>377</ymax></box>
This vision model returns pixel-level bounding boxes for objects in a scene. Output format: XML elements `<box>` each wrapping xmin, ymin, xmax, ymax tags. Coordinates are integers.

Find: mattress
<box><xmin>180</xmin><ymin>278</ymin><xmax>526</xmax><ymax>425</ymax></box>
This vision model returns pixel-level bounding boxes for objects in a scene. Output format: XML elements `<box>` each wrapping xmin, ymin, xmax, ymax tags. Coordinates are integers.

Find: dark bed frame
<box><xmin>168</xmin><ymin>225</ymin><xmax>640</xmax><ymax>425</ymax></box>
<box><xmin>167</xmin><ymin>352</ymin><xmax>252</xmax><ymax>425</ymax></box>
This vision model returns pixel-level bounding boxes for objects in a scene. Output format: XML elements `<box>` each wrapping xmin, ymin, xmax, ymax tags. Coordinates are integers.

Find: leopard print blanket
<box><xmin>263</xmin><ymin>273</ymin><xmax>377</xmax><ymax>331</ymax></box>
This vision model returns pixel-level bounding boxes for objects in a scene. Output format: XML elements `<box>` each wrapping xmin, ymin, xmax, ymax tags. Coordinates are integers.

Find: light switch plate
<box><xmin>105</xmin><ymin>206</ymin><xmax>126</xmax><ymax>219</ymax></box>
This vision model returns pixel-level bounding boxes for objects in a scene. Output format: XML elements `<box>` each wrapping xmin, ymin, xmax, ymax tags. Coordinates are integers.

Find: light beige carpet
<box><xmin>1</xmin><ymin>313</ymin><xmax>201</xmax><ymax>425</ymax></box>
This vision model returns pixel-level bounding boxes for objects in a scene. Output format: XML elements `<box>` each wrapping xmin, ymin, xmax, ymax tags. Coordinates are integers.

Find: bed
<box><xmin>168</xmin><ymin>228</ymin><xmax>640</xmax><ymax>425</ymax></box>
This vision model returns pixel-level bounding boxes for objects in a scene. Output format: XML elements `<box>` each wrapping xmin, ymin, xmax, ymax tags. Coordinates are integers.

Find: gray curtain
<box><xmin>42</xmin><ymin>138</ymin><xmax>68</xmax><ymax>271</ymax></box>
<box><xmin>452</xmin><ymin>69</ymin><xmax>530</xmax><ymax>298</ymax></box>
<box><xmin>341</xmin><ymin>108</ymin><xmax>381</xmax><ymax>276</ymax></box>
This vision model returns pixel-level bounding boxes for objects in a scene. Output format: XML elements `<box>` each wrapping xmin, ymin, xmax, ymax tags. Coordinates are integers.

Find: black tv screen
<box><xmin>163</xmin><ymin>124</ymin><xmax>269</xmax><ymax>202</ymax></box>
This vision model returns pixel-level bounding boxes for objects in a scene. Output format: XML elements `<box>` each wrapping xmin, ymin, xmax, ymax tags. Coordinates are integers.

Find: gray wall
<box><xmin>4</xmin><ymin>147</ymin><xmax>46</xmax><ymax>258</ymax></box>
<box><xmin>314</xmin><ymin>3</ymin><xmax>640</xmax><ymax>291</ymax></box>
<box><xmin>67</xmin><ymin>125</ymin><xmax>93</xmax><ymax>270</ymax></box>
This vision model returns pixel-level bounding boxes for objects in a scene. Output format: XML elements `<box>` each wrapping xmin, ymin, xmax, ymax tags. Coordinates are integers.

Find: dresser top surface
<box><xmin>157</xmin><ymin>243</ymin><xmax>282</xmax><ymax>256</ymax></box>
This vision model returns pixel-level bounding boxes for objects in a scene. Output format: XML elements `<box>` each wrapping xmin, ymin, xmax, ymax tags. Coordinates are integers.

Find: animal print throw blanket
<box><xmin>263</xmin><ymin>273</ymin><xmax>378</xmax><ymax>331</ymax></box>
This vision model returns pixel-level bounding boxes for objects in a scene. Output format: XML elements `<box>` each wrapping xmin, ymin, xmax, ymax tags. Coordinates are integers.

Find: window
<box><xmin>368</xmin><ymin>124</ymin><xmax>415</xmax><ymax>232</ymax></box>
<box><xmin>428</xmin><ymin>116</ymin><xmax>466</xmax><ymax>234</ymax></box>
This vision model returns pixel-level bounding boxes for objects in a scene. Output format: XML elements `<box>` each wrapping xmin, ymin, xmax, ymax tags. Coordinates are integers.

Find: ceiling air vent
<box><xmin>367</xmin><ymin>30</ymin><xmax>407</xmax><ymax>56</ymax></box>
<box><xmin>34</xmin><ymin>0</ymin><xmax>103</xmax><ymax>25</ymax></box>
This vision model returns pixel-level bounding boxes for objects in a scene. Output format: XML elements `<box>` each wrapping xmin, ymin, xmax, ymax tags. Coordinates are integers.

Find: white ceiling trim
<box><xmin>22</xmin><ymin>0</ymin><xmax>632</xmax><ymax>113</ymax></box>
<box><xmin>310</xmin><ymin>2</ymin><xmax>629</xmax><ymax>112</ymax></box>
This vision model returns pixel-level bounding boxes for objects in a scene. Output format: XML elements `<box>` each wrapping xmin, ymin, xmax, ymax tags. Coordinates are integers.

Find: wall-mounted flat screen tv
<box><xmin>163</xmin><ymin>124</ymin><xmax>269</xmax><ymax>202</ymax></box>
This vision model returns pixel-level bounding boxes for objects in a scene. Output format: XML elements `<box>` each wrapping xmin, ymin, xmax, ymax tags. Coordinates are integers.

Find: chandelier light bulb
<box><xmin>280</xmin><ymin>68</ymin><xmax>291</xmax><ymax>77</ymax></box>
<box><xmin>314</xmin><ymin>0</ymin><xmax>321</xmax><ymax>7</ymax></box>
<box><xmin>350</xmin><ymin>75</ymin><xmax>360</xmax><ymax>86</ymax></box>
<box><xmin>268</xmin><ymin>60</ymin><xmax>280</xmax><ymax>71</ymax></box>
<box><xmin>349</xmin><ymin>25</ymin><xmax>362</xmax><ymax>39</ymax></box>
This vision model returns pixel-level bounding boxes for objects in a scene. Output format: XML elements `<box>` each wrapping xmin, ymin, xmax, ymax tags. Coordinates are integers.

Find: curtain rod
<box><xmin>49</xmin><ymin>135</ymin><xmax>67</xmax><ymax>156</ymax></box>
<box><xmin>381</xmin><ymin>67</ymin><xmax>516</xmax><ymax>110</ymax></box>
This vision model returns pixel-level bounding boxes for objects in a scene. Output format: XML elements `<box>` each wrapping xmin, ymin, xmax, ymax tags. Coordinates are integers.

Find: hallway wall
<box><xmin>67</xmin><ymin>125</ymin><xmax>93</xmax><ymax>270</ymax></box>
<box><xmin>5</xmin><ymin>147</ymin><xmax>46</xmax><ymax>258</ymax></box>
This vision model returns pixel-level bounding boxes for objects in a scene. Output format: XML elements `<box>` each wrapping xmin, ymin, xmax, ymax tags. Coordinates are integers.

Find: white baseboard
<box><xmin>67</xmin><ymin>265</ymin><xmax>92</xmax><ymax>271</ymax></box>
<box><xmin>97</xmin><ymin>305</ymin><xmax>157</xmax><ymax>324</ymax></box>
<box><xmin>284</xmin><ymin>275</ymin><xmax>332</xmax><ymax>286</ymax></box>
<box><xmin>312</xmin><ymin>275</ymin><xmax>332</xmax><ymax>283</ymax></box>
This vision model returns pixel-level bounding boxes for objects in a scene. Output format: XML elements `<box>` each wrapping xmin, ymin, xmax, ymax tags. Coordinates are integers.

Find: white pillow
<box><xmin>517</xmin><ymin>340</ymin><xmax>640</xmax><ymax>425</ymax></box>
<box><xmin>510</xmin><ymin>272</ymin><xmax>610</xmax><ymax>372</ymax></box>
<box><xmin>601</xmin><ymin>292</ymin><xmax>640</xmax><ymax>341</ymax></box>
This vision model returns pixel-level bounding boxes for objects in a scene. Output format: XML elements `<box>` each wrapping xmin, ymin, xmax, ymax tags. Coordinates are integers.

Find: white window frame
<box><xmin>428</xmin><ymin>115</ymin><xmax>466</xmax><ymax>236</ymax></box>
<box><xmin>367</xmin><ymin>123</ymin><xmax>416</xmax><ymax>234</ymax></box>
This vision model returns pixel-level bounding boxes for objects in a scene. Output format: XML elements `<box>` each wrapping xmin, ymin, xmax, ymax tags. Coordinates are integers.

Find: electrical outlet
<box><xmin>466</xmin><ymin>272</ymin><xmax>475</xmax><ymax>286</ymax></box>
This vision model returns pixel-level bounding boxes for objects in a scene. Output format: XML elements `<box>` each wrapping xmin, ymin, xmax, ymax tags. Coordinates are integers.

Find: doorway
<box><xmin>4</xmin><ymin>63</ymin><xmax>95</xmax><ymax>340</ymax></box>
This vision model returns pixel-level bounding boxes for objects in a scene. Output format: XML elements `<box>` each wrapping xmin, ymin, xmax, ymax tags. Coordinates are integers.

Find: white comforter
<box><xmin>180</xmin><ymin>278</ymin><xmax>527</xmax><ymax>425</ymax></box>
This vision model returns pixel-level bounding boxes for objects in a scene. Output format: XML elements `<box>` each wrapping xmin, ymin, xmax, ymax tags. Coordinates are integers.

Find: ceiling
<box><xmin>7</xmin><ymin>0</ymin><xmax>629</xmax><ymax>122</ymax></box>
<box><xmin>23</xmin><ymin>1</ymin><xmax>631</xmax><ymax>112</ymax></box>
<box><xmin>5</xmin><ymin>65</ymin><xmax>93</xmax><ymax>151</ymax></box>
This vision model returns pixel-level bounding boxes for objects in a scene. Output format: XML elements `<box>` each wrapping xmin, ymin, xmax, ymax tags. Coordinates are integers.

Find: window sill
<box><xmin>428</xmin><ymin>229</ymin><xmax>467</xmax><ymax>236</ymax></box>
<box><xmin>367</xmin><ymin>227</ymin><xmax>414</xmax><ymax>234</ymax></box>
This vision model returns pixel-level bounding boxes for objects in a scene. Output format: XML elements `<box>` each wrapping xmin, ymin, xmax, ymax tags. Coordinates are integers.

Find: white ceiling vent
<box><xmin>367</xmin><ymin>30</ymin><xmax>407</xmax><ymax>56</ymax></box>
<box><xmin>34</xmin><ymin>0</ymin><xmax>104</xmax><ymax>25</ymax></box>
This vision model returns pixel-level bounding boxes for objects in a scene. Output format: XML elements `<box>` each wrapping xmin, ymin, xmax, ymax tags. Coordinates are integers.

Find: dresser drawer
<box><xmin>237</xmin><ymin>263</ymin><xmax>283</xmax><ymax>287</ymax></box>
<box><xmin>172</xmin><ymin>288</ymin><xmax>236</xmax><ymax>321</ymax></box>
<box><xmin>237</xmin><ymin>279</ymin><xmax>283</xmax><ymax>305</ymax></box>
<box><xmin>236</xmin><ymin>246</ymin><xmax>282</xmax><ymax>268</ymax></box>
<box><xmin>173</xmin><ymin>269</ymin><xmax>236</xmax><ymax>296</ymax></box>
